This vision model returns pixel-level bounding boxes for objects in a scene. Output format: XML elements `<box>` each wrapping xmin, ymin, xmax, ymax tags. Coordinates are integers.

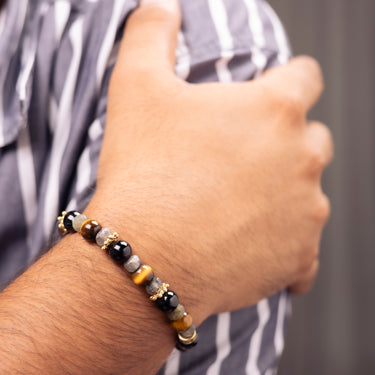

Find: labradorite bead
<box><xmin>171</xmin><ymin>312</ymin><xmax>193</xmax><ymax>331</ymax></box>
<box><xmin>109</xmin><ymin>241</ymin><xmax>132</xmax><ymax>264</ymax></box>
<box><xmin>72</xmin><ymin>214</ymin><xmax>87</xmax><ymax>232</ymax></box>
<box><xmin>124</xmin><ymin>255</ymin><xmax>141</xmax><ymax>273</ymax></box>
<box><xmin>178</xmin><ymin>323</ymin><xmax>196</xmax><ymax>339</ymax></box>
<box><xmin>132</xmin><ymin>265</ymin><xmax>154</xmax><ymax>285</ymax></box>
<box><xmin>167</xmin><ymin>304</ymin><xmax>185</xmax><ymax>321</ymax></box>
<box><xmin>63</xmin><ymin>211</ymin><xmax>80</xmax><ymax>232</ymax></box>
<box><xmin>80</xmin><ymin>219</ymin><xmax>102</xmax><ymax>241</ymax></box>
<box><xmin>156</xmin><ymin>290</ymin><xmax>179</xmax><ymax>312</ymax></box>
<box><xmin>95</xmin><ymin>227</ymin><xmax>112</xmax><ymax>247</ymax></box>
<box><xmin>145</xmin><ymin>277</ymin><xmax>162</xmax><ymax>295</ymax></box>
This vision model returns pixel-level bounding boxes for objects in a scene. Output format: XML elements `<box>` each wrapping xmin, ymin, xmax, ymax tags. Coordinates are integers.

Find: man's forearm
<box><xmin>0</xmin><ymin>231</ymin><xmax>203</xmax><ymax>374</ymax></box>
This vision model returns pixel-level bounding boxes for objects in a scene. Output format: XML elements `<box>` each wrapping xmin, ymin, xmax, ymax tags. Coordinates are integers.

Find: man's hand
<box><xmin>89</xmin><ymin>0</ymin><xmax>333</xmax><ymax>316</ymax></box>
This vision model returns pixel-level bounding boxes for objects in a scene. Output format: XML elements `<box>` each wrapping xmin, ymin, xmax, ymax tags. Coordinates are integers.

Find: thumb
<box><xmin>116</xmin><ymin>0</ymin><xmax>181</xmax><ymax>75</ymax></box>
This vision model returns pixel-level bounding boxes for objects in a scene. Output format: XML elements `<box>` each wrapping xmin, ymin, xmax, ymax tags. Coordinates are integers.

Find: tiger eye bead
<box><xmin>156</xmin><ymin>290</ymin><xmax>179</xmax><ymax>312</ymax></box>
<box><xmin>132</xmin><ymin>265</ymin><xmax>154</xmax><ymax>285</ymax></box>
<box><xmin>80</xmin><ymin>219</ymin><xmax>102</xmax><ymax>241</ymax></box>
<box><xmin>171</xmin><ymin>312</ymin><xmax>193</xmax><ymax>331</ymax></box>
<box><xmin>63</xmin><ymin>211</ymin><xmax>80</xmax><ymax>232</ymax></box>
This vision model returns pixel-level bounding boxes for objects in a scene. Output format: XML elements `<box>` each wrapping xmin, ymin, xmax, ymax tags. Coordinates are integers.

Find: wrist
<box><xmin>84</xmin><ymin>197</ymin><xmax>211</xmax><ymax>325</ymax></box>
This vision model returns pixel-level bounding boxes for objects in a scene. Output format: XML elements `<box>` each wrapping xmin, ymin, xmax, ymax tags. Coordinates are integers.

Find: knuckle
<box><xmin>314</xmin><ymin>122</ymin><xmax>334</xmax><ymax>159</ymax></box>
<box><xmin>297</xmin><ymin>249</ymin><xmax>319</xmax><ymax>277</ymax></box>
<box><xmin>301</xmin><ymin>56</ymin><xmax>324</xmax><ymax>86</ymax></box>
<box><xmin>302</xmin><ymin>122</ymin><xmax>334</xmax><ymax>175</ymax></box>
<box><xmin>313</xmin><ymin>194</ymin><xmax>331</xmax><ymax>222</ymax></box>
<box><xmin>307</xmin><ymin>147</ymin><xmax>326</xmax><ymax>173</ymax></box>
<box><xmin>322</xmin><ymin>125</ymin><xmax>334</xmax><ymax>162</ymax></box>
<box><xmin>278</xmin><ymin>92</ymin><xmax>305</xmax><ymax>121</ymax></box>
<box><xmin>260</xmin><ymin>81</ymin><xmax>305</xmax><ymax>121</ymax></box>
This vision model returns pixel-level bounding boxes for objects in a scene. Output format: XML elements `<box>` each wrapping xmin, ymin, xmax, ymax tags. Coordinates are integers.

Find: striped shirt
<box><xmin>0</xmin><ymin>0</ymin><xmax>291</xmax><ymax>373</ymax></box>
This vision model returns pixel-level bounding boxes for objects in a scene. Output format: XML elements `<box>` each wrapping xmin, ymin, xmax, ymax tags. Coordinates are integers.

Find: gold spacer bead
<box><xmin>101</xmin><ymin>232</ymin><xmax>119</xmax><ymax>251</ymax></box>
<box><xmin>57</xmin><ymin>211</ymin><xmax>67</xmax><ymax>224</ymax></box>
<box><xmin>57</xmin><ymin>211</ymin><xmax>67</xmax><ymax>236</ymax></box>
<box><xmin>177</xmin><ymin>330</ymin><xmax>197</xmax><ymax>345</ymax></box>
<box><xmin>150</xmin><ymin>283</ymin><xmax>170</xmax><ymax>301</ymax></box>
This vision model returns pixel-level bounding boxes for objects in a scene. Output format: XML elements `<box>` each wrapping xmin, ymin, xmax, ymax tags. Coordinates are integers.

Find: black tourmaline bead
<box><xmin>156</xmin><ymin>290</ymin><xmax>179</xmax><ymax>312</ymax></box>
<box><xmin>176</xmin><ymin>337</ymin><xmax>198</xmax><ymax>352</ymax></box>
<box><xmin>109</xmin><ymin>241</ymin><xmax>132</xmax><ymax>264</ymax></box>
<box><xmin>63</xmin><ymin>211</ymin><xmax>80</xmax><ymax>232</ymax></box>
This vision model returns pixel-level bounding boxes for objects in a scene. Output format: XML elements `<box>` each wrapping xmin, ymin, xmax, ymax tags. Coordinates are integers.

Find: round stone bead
<box><xmin>72</xmin><ymin>214</ymin><xmax>87</xmax><ymax>232</ymax></box>
<box><xmin>95</xmin><ymin>227</ymin><xmax>112</xmax><ymax>247</ymax></box>
<box><xmin>171</xmin><ymin>312</ymin><xmax>193</xmax><ymax>331</ymax></box>
<box><xmin>132</xmin><ymin>265</ymin><xmax>154</xmax><ymax>285</ymax></box>
<box><xmin>156</xmin><ymin>290</ymin><xmax>179</xmax><ymax>312</ymax></box>
<box><xmin>124</xmin><ymin>255</ymin><xmax>141</xmax><ymax>273</ymax></box>
<box><xmin>167</xmin><ymin>304</ymin><xmax>185</xmax><ymax>321</ymax></box>
<box><xmin>80</xmin><ymin>219</ymin><xmax>102</xmax><ymax>241</ymax></box>
<box><xmin>176</xmin><ymin>333</ymin><xmax>198</xmax><ymax>352</ymax></box>
<box><xmin>63</xmin><ymin>211</ymin><xmax>80</xmax><ymax>232</ymax></box>
<box><xmin>176</xmin><ymin>340</ymin><xmax>197</xmax><ymax>352</ymax></box>
<box><xmin>178</xmin><ymin>323</ymin><xmax>196</xmax><ymax>339</ymax></box>
<box><xmin>109</xmin><ymin>241</ymin><xmax>132</xmax><ymax>264</ymax></box>
<box><xmin>145</xmin><ymin>277</ymin><xmax>162</xmax><ymax>295</ymax></box>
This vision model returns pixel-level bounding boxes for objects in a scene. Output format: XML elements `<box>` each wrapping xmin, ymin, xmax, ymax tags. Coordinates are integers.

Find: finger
<box><xmin>288</xmin><ymin>258</ymin><xmax>319</xmax><ymax>294</ymax></box>
<box><xmin>260</xmin><ymin>56</ymin><xmax>324</xmax><ymax>112</ymax></box>
<box><xmin>117</xmin><ymin>0</ymin><xmax>181</xmax><ymax>74</ymax></box>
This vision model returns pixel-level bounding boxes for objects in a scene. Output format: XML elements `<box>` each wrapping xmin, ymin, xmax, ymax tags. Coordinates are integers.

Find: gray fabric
<box><xmin>0</xmin><ymin>0</ymin><xmax>291</xmax><ymax>373</ymax></box>
<box><xmin>273</xmin><ymin>1</ymin><xmax>375</xmax><ymax>374</ymax></box>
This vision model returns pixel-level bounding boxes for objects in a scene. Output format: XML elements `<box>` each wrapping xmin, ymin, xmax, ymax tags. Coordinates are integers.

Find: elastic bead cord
<box><xmin>57</xmin><ymin>210</ymin><xmax>198</xmax><ymax>351</ymax></box>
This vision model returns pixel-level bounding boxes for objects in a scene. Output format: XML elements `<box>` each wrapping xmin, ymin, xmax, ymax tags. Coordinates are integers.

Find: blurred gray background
<box><xmin>270</xmin><ymin>0</ymin><xmax>375</xmax><ymax>374</ymax></box>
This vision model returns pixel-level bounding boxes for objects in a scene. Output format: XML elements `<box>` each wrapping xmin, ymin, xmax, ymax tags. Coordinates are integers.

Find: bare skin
<box><xmin>0</xmin><ymin>0</ymin><xmax>333</xmax><ymax>374</ymax></box>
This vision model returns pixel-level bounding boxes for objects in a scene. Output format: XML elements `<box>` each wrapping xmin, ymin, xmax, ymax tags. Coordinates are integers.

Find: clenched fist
<box><xmin>88</xmin><ymin>0</ymin><xmax>333</xmax><ymax>321</ymax></box>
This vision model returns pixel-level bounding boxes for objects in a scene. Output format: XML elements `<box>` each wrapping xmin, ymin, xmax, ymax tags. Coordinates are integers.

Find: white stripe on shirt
<box><xmin>206</xmin><ymin>312</ymin><xmax>232</xmax><ymax>375</ymax></box>
<box><xmin>43</xmin><ymin>17</ymin><xmax>84</xmax><ymax>239</ymax></box>
<box><xmin>246</xmin><ymin>299</ymin><xmax>271</xmax><ymax>375</ymax></box>
<box><xmin>244</xmin><ymin>0</ymin><xmax>267</xmax><ymax>77</ymax></box>
<box><xmin>96</xmin><ymin>0</ymin><xmax>127</xmax><ymax>90</ymax></box>
<box><xmin>208</xmin><ymin>0</ymin><xmax>234</xmax><ymax>83</ymax></box>
<box><xmin>175</xmin><ymin>31</ymin><xmax>190</xmax><ymax>81</ymax></box>
<box><xmin>0</xmin><ymin>4</ymin><xmax>7</xmax><ymax>36</ymax></box>
<box><xmin>16</xmin><ymin>126</ymin><xmax>37</xmax><ymax>256</ymax></box>
<box><xmin>54</xmin><ymin>1</ymin><xmax>71</xmax><ymax>46</ymax></box>
<box><xmin>164</xmin><ymin>348</ymin><xmax>181</xmax><ymax>375</ymax></box>
<box><xmin>274</xmin><ymin>290</ymin><xmax>288</xmax><ymax>357</ymax></box>
<box><xmin>0</xmin><ymin>0</ymin><xmax>28</xmax><ymax>146</ymax></box>
<box><xmin>262</xmin><ymin>1</ymin><xmax>290</xmax><ymax>64</ymax></box>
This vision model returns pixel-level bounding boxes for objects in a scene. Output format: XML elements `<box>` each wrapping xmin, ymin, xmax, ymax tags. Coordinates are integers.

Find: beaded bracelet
<box><xmin>57</xmin><ymin>210</ymin><xmax>198</xmax><ymax>351</ymax></box>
